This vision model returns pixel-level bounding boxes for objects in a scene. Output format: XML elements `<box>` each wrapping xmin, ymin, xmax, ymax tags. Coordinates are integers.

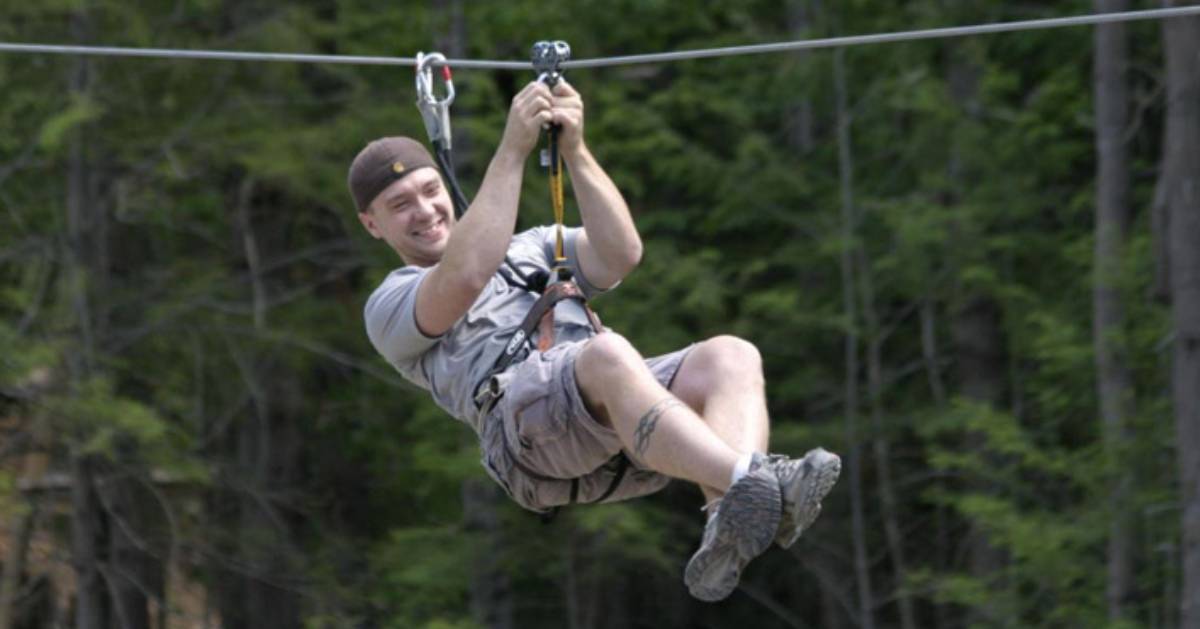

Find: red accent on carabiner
<box><xmin>442</xmin><ymin>66</ymin><xmax>452</xmax><ymax>81</ymax></box>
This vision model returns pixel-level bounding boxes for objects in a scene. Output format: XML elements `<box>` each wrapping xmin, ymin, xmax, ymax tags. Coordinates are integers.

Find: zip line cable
<box><xmin>1</xmin><ymin>6</ymin><xmax>1198</xmax><ymax>70</ymax></box>
<box><xmin>562</xmin><ymin>5</ymin><xmax>1200</xmax><ymax>69</ymax></box>
<box><xmin>0</xmin><ymin>43</ymin><xmax>526</xmax><ymax>69</ymax></box>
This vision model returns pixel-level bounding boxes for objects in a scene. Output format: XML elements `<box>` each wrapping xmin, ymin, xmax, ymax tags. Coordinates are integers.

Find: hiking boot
<box><xmin>684</xmin><ymin>452</ymin><xmax>781</xmax><ymax>602</ymax></box>
<box><xmin>765</xmin><ymin>448</ymin><xmax>841</xmax><ymax>549</ymax></box>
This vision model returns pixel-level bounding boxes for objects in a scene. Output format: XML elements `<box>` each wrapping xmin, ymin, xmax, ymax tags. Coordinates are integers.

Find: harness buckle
<box><xmin>474</xmin><ymin>372</ymin><xmax>505</xmax><ymax>412</ymax></box>
<box><xmin>415</xmin><ymin>51</ymin><xmax>456</xmax><ymax>149</ymax></box>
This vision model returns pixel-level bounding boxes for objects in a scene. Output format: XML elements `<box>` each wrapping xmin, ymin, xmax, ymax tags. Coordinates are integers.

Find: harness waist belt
<box><xmin>474</xmin><ymin>278</ymin><xmax>601</xmax><ymax>409</ymax></box>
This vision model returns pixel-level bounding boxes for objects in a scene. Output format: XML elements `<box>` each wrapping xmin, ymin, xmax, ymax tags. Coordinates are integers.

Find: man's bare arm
<box><xmin>567</xmin><ymin>146</ymin><xmax>642</xmax><ymax>289</ymax></box>
<box><xmin>552</xmin><ymin>81</ymin><xmax>642</xmax><ymax>289</ymax></box>
<box><xmin>415</xmin><ymin>82</ymin><xmax>554</xmax><ymax>336</ymax></box>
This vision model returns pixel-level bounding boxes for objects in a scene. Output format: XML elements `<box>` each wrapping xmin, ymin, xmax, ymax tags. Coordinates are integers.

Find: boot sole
<box><xmin>779</xmin><ymin>449</ymin><xmax>841</xmax><ymax>549</ymax></box>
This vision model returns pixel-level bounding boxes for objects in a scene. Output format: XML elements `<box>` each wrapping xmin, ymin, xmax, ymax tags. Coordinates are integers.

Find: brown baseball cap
<box><xmin>347</xmin><ymin>136</ymin><xmax>438</xmax><ymax>212</ymax></box>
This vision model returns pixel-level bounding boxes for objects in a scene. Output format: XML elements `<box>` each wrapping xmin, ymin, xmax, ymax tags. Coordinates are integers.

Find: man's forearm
<box><xmin>439</xmin><ymin>148</ymin><xmax>527</xmax><ymax>287</ymax></box>
<box><xmin>565</xmin><ymin>145</ymin><xmax>642</xmax><ymax>276</ymax></box>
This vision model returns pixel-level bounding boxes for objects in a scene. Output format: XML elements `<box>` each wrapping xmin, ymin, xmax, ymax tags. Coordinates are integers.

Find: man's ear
<box><xmin>357</xmin><ymin>209</ymin><xmax>382</xmax><ymax>239</ymax></box>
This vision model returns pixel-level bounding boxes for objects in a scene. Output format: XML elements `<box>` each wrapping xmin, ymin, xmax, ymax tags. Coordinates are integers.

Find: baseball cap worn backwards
<box><xmin>348</xmin><ymin>136</ymin><xmax>438</xmax><ymax>212</ymax></box>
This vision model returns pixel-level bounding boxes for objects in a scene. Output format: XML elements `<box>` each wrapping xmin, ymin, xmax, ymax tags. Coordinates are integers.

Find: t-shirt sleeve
<box><xmin>535</xmin><ymin>226</ymin><xmax>613</xmax><ymax>298</ymax></box>
<box><xmin>363</xmin><ymin>267</ymin><xmax>441</xmax><ymax>366</ymax></box>
<box><xmin>501</xmin><ymin>226</ymin><xmax>617</xmax><ymax>298</ymax></box>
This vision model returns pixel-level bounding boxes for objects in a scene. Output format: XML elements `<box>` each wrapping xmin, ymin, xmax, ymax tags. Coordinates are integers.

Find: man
<box><xmin>350</xmin><ymin>79</ymin><xmax>841</xmax><ymax>601</ymax></box>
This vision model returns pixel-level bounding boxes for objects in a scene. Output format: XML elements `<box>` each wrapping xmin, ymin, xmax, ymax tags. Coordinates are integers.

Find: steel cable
<box><xmin>0</xmin><ymin>6</ymin><xmax>1197</xmax><ymax>70</ymax></box>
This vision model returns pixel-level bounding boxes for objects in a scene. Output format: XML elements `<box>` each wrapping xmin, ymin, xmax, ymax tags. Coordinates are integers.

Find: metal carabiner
<box><xmin>415</xmin><ymin>51</ymin><xmax>456</xmax><ymax>149</ymax></box>
<box><xmin>531</xmin><ymin>40</ymin><xmax>570</xmax><ymax>86</ymax></box>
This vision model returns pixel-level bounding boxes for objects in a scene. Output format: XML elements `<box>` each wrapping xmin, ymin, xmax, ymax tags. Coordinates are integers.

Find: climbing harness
<box><xmin>416</xmin><ymin>43</ymin><xmax>633</xmax><ymax>514</ymax></box>
<box><xmin>470</xmin><ymin>40</ymin><xmax>626</xmax><ymax>514</ymax></box>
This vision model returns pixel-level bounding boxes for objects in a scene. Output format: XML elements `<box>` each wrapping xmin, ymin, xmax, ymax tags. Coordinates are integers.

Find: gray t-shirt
<box><xmin>364</xmin><ymin>226</ymin><xmax>605</xmax><ymax>432</ymax></box>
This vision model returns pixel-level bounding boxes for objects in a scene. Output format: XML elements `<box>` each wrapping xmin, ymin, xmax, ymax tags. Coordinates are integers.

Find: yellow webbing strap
<box><xmin>549</xmin><ymin>128</ymin><xmax>567</xmax><ymax>267</ymax></box>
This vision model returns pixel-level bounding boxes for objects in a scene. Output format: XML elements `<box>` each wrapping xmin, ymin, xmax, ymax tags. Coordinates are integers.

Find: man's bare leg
<box><xmin>575</xmin><ymin>333</ymin><xmax>787</xmax><ymax>601</ymax></box>
<box><xmin>574</xmin><ymin>333</ymin><xmax>741</xmax><ymax>492</ymax></box>
<box><xmin>669</xmin><ymin>336</ymin><xmax>772</xmax><ymax>505</ymax></box>
<box><xmin>666</xmin><ymin>336</ymin><xmax>842</xmax><ymax>551</ymax></box>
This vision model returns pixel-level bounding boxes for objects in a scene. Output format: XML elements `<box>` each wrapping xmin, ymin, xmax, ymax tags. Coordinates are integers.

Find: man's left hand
<box><xmin>551</xmin><ymin>80</ymin><xmax>585</xmax><ymax>157</ymax></box>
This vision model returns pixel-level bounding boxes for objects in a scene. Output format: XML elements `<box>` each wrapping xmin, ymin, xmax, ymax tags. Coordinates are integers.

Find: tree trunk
<box><xmin>0</xmin><ymin>427</ymin><xmax>52</xmax><ymax>629</ymax></box>
<box><xmin>920</xmin><ymin>299</ymin><xmax>952</xmax><ymax>629</ymax></box>
<box><xmin>65</xmin><ymin>10</ymin><xmax>155</xmax><ymax>626</ymax></box>
<box><xmin>71</xmin><ymin>457</ymin><xmax>108</xmax><ymax>629</ymax></box>
<box><xmin>1092</xmin><ymin>0</ymin><xmax>1136</xmax><ymax>619</ymax></box>
<box><xmin>462</xmin><ymin>480</ymin><xmax>513</xmax><ymax>629</ymax></box>
<box><xmin>786</xmin><ymin>0</ymin><xmax>816</xmax><ymax>154</ymax></box>
<box><xmin>820</xmin><ymin>584</ymin><xmax>844</xmax><ymax>629</ymax></box>
<box><xmin>950</xmin><ymin>297</ymin><xmax>1007</xmax><ymax>555</ymax></box>
<box><xmin>858</xmin><ymin>248</ymin><xmax>918</xmax><ymax>629</ymax></box>
<box><xmin>921</xmin><ymin>299</ymin><xmax>948</xmax><ymax>406</ymax></box>
<box><xmin>222</xmin><ymin>377</ymin><xmax>301</xmax><ymax>629</ymax></box>
<box><xmin>1162</xmin><ymin>4</ymin><xmax>1200</xmax><ymax>626</ymax></box>
<box><xmin>0</xmin><ymin>502</ymin><xmax>37</xmax><ymax>629</ymax></box>
<box><xmin>65</xmin><ymin>12</ymin><xmax>109</xmax><ymax>626</ymax></box>
<box><xmin>1152</xmin><ymin>169</ymin><xmax>1172</xmax><ymax>303</ymax></box>
<box><xmin>223</xmin><ymin>182</ymin><xmax>302</xmax><ymax>629</ymax></box>
<box><xmin>951</xmin><ymin>296</ymin><xmax>1009</xmax><ymax>625</ymax></box>
<box><xmin>945</xmin><ymin>47</ymin><xmax>1008</xmax><ymax>623</ymax></box>
<box><xmin>834</xmin><ymin>47</ymin><xmax>877</xmax><ymax>629</ymax></box>
<box><xmin>102</xmin><ymin>467</ymin><xmax>155</xmax><ymax>629</ymax></box>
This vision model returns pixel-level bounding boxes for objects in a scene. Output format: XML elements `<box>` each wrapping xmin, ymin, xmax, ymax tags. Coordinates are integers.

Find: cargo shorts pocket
<box><xmin>478</xmin><ymin>413</ymin><xmax>516</xmax><ymax>500</ymax></box>
<box><xmin>506</xmin><ymin>392</ymin><xmax>567</xmax><ymax>453</ymax></box>
<box><xmin>502</xmin><ymin>357</ymin><xmax>568</xmax><ymax>452</ymax></box>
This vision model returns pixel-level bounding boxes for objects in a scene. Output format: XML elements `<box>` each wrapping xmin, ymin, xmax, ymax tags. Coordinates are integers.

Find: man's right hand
<box><xmin>498</xmin><ymin>81</ymin><xmax>554</xmax><ymax>159</ymax></box>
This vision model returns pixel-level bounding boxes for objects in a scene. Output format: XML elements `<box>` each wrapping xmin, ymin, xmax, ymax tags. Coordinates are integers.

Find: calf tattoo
<box><xmin>633</xmin><ymin>397</ymin><xmax>684</xmax><ymax>457</ymax></box>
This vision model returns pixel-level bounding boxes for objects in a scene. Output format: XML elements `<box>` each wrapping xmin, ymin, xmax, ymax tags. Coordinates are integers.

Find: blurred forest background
<box><xmin>1</xmin><ymin>0</ymin><xmax>1198</xmax><ymax>628</ymax></box>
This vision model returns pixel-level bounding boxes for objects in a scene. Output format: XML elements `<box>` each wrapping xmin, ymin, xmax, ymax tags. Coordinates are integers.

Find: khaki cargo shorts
<box><xmin>477</xmin><ymin>339</ymin><xmax>692</xmax><ymax>513</ymax></box>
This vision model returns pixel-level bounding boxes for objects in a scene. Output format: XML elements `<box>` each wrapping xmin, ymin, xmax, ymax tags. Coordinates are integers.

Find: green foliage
<box><xmin>0</xmin><ymin>470</ymin><xmax>20</xmax><ymax>519</ymax></box>
<box><xmin>368</xmin><ymin>525</ymin><xmax>478</xmax><ymax>628</ymax></box>
<box><xmin>37</xmin><ymin>94</ymin><xmax>103</xmax><ymax>149</ymax></box>
<box><xmin>0</xmin><ymin>0</ymin><xmax>1182</xmax><ymax>627</ymax></box>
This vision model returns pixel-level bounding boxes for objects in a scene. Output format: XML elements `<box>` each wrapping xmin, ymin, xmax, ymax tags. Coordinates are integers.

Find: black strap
<box><xmin>491</xmin><ymin>282</ymin><xmax>591</xmax><ymax>375</ymax></box>
<box><xmin>497</xmin><ymin>260</ymin><xmax>548</xmax><ymax>294</ymax></box>
<box><xmin>432</xmin><ymin>141</ymin><xmax>469</xmax><ymax>218</ymax></box>
<box><xmin>589</xmin><ymin>454</ymin><xmax>630</xmax><ymax>505</ymax></box>
<box><xmin>540</xmin><ymin>454</ymin><xmax>630</xmax><ymax>519</ymax></box>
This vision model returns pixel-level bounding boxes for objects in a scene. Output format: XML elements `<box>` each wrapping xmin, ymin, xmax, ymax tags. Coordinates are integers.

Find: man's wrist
<box><xmin>561</xmin><ymin>141</ymin><xmax>591</xmax><ymax>167</ymax></box>
<box><xmin>492</xmin><ymin>142</ymin><xmax>530</xmax><ymax>170</ymax></box>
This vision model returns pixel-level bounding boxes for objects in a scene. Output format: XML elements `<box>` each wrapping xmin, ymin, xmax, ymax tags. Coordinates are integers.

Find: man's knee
<box><xmin>674</xmin><ymin>336</ymin><xmax>764</xmax><ymax>403</ymax></box>
<box><xmin>575</xmin><ymin>333</ymin><xmax>644</xmax><ymax>391</ymax></box>
<box><xmin>710</xmin><ymin>335</ymin><xmax>762</xmax><ymax>366</ymax></box>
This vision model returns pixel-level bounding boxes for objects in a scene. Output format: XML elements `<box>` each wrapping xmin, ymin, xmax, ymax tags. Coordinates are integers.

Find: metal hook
<box><xmin>415</xmin><ymin>51</ymin><xmax>456</xmax><ymax>149</ymax></box>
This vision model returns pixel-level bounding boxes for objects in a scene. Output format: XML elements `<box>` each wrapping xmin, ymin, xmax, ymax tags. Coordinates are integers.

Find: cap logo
<box><xmin>392</xmin><ymin>161</ymin><xmax>406</xmax><ymax>174</ymax></box>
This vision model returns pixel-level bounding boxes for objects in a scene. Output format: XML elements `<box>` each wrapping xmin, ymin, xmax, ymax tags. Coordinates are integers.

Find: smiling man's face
<box><xmin>357</xmin><ymin>167</ymin><xmax>455</xmax><ymax>267</ymax></box>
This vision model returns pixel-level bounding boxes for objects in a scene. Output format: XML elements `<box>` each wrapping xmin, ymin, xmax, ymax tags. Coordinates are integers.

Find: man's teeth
<box><xmin>414</xmin><ymin>222</ymin><xmax>441</xmax><ymax>237</ymax></box>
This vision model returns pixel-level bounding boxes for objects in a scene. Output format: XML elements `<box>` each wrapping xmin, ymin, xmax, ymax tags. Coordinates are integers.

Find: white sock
<box><xmin>729</xmin><ymin>453</ymin><xmax>753</xmax><ymax>487</ymax></box>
